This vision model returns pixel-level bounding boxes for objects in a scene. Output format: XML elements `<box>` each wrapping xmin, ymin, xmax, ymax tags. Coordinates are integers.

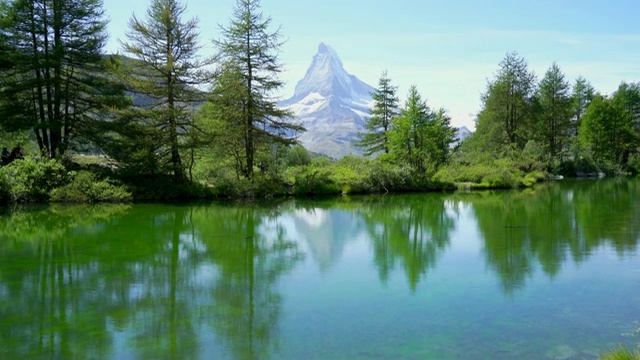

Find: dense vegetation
<box><xmin>1</xmin><ymin>0</ymin><xmax>639</xmax><ymax>204</ymax></box>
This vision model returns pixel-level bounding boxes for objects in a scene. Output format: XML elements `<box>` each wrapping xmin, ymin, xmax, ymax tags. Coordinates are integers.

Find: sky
<box><xmin>103</xmin><ymin>0</ymin><xmax>640</xmax><ymax>130</ymax></box>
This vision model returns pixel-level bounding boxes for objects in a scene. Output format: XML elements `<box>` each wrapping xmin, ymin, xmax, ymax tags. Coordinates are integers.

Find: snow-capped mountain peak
<box><xmin>287</xmin><ymin>43</ymin><xmax>372</xmax><ymax>106</ymax></box>
<box><xmin>282</xmin><ymin>43</ymin><xmax>376</xmax><ymax>158</ymax></box>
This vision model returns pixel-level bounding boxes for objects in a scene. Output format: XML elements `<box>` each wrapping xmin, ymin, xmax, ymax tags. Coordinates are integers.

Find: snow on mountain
<box><xmin>455</xmin><ymin>125</ymin><xmax>472</xmax><ymax>144</ymax></box>
<box><xmin>282</xmin><ymin>43</ymin><xmax>375</xmax><ymax>158</ymax></box>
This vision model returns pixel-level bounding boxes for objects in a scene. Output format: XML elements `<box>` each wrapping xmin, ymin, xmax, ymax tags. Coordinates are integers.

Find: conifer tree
<box><xmin>0</xmin><ymin>0</ymin><xmax>119</xmax><ymax>158</ymax></box>
<box><xmin>117</xmin><ymin>0</ymin><xmax>207</xmax><ymax>183</ymax></box>
<box><xmin>356</xmin><ymin>70</ymin><xmax>399</xmax><ymax>156</ymax></box>
<box><xmin>389</xmin><ymin>86</ymin><xmax>456</xmax><ymax>174</ymax></box>
<box><xmin>572</xmin><ymin>76</ymin><xmax>595</xmax><ymax>133</ymax></box>
<box><xmin>212</xmin><ymin>0</ymin><xmax>303</xmax><ymax>179</ymax></box>
<box><xmin>475</xmin><ymin>52</ymin><xmax>536</xmax><ymax>151</ymax></box>
<box><xmin>535</xmin><ymin>63</ymin><xmax>572</xmax><ymax>161</ymax></box>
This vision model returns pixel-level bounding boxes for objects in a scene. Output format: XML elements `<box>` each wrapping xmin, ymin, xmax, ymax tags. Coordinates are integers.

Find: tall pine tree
<box><xmin>475</xmin><ymin>52</ymin><xmax>536</xmax><ymax>151</ymax></box>
<box><xmin>0</xmin><ymin>0</ymin><xmax>119</xmax><ymax>158</ymax></box>
<box><xmin>117</xmin><ymin>0</ymin><xmax>207</xmax><ymax>183</ymax></box>
<box><xmin>572</xmin><ymin>76</ymin><xmax>595</xmax><ymax>134</ymax></box>
<box><xmin>212</xmin><ymin>0</ymin><xmax>303</xmax><ymax>179</ymax></box>
<box><xmin>356</xmin><ymin>70</ymin><xmax>399</xmax><ymax>156</ymax></box>
<box><xmin>535</xmin><ymin>63</ymin><xmax>572</xmax><ymax>161</ymax></box>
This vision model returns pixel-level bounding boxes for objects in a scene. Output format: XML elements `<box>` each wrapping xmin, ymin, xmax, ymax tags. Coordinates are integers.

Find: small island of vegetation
<box><xmin>1</xmin><ymin>0</ymin><xmax>640</xmax><ymax>206</ymax></box>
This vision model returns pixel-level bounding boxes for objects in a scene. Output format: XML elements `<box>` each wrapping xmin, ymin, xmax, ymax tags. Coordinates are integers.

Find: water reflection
<box><xmin>470</xmin><ymin>180</ymin><xmax>640</xmax><ymax>294</ymax></box>
<box><xmin>0</xmin><ymin>204</ymin><xmax>303</xmax><ymax>359</ymax></box>
<box><xmin>359</xmin><ymin>195</ymin><xmax>456</xmax><ymax>290</ymax></box>
<box><xmin>0</xmin><ymin>180</ymin><xmax>639</xmax><ymax>359</ymax></box>
<box><xmin>292</xmin><ymin>204</ymin><xmax>362</xmax><ymax>272</ymax></box>
<box><xmin>195</xmin><ymin>206</ymin><xmax>303</xmax><ymax>360</ymax></box>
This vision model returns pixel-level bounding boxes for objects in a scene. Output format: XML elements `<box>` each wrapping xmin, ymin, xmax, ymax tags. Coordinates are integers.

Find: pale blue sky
<box><xmin>104</xmin><ymin>0</ymin><xmax>640</xmax><ymax>129</ymax></box>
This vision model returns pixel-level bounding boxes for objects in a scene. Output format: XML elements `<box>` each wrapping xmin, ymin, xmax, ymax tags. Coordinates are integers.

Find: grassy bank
<box><xmin>0</xmin><ymin>154</ymin><xmax>553</xmax><ymax>205</ymax></box>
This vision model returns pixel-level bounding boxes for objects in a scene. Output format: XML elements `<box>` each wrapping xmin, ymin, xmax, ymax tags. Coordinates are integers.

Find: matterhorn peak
<box><xmin>288</xmin><ymin>42</ymin><xmax>359</xmax><ymax>102</ymax></box>
<box><xmin>316</xmin><ymin>42</ymin><xmax>340</xmax><ymax>61</ymax></box>
<box><xmin>281</xmin><ymin>43</ymin><xmax>375</xmax><ymax>158</ymax></box>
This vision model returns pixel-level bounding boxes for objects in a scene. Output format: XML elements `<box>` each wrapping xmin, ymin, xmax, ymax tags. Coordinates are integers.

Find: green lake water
<box><xmin>1</xmin><ymin>179</ymin><xmax>639</xmax><ymax>359</ymax></box>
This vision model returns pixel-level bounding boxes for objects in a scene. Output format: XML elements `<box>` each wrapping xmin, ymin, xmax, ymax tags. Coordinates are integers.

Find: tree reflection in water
<box><xmin>0</xmin><ymin>204</ymin><xmax>303</xmax><ymax>360</ymax></box>
<box><xmin>470</xmin><ymin>180</ymin><xmax>640</xmax><ymax>294</ymax></box>
<box><xmin>359</xmin><ymin>195</ymin><xmax>457</xmax><ymax>291</ymax></box>
<box><xmin>1</xmin><ymin>180</ymin><xmax>639</xmax><ymax>359</ymax></box>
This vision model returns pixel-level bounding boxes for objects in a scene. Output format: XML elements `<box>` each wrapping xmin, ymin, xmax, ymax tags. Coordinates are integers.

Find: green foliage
<box><xmin>387</xmin><ymin>86</ymin><xmax>456</xmax><ymax>178</ymax></box>
<box><xmin>579</xmin><ymin>93</ymin><xmax>635</xmax><ymax>173</ymax></box>
<box><xmin>284</xmin><ymin>144</ymin><xmax>311</xmax><ymax>167</ymax></box>
<box><xmin>534</xmin><ymin>63</ymin><xmax>573</xmax><ymax>161</ymax></box>
<box><xmin>50</xmin><ymin>171</ymin><xmax>132</xmax><ymax>203</ymax></box>
<box><xmin>213</xmin><ymin>0</ymin><xmax>303</xmax><ymax>179</ymax></box>
<box><xmin>572</xmin><ymin>76</ymin><xmax>595</xmax><ymax>132</ymax></box>
<box><xmin>366</xmin><ymin>159</ymin><xmax>415</xmax><ymax>192</ymax></box>
<box><xmin>599</xmin><ymin>346</ymin><xmax>640</xmax><ymax>360</ymax></box>
<box><xmin>388</xmin><ymin>85</ymin><xmax>431</xmax><ymax>174</ymax></box>
<box><xmin>290</xmin><ymin>166</ymin><xmax>340</xmax><ymax>196</ymax></box>
<box><xmin>329</xmin><ymin>156</ymin><xmax>370</xmax><ymax>194</ymax></box>
<box><xmin>356</xmin><ymin>70</ymin><xmax>399</xmax><ymax>155</ymax></box>
<box><xmin>0</xmin><ymin>158</ymin><xmax>69</xmax><ymax>203</ymax></box>
<box><xmin>434</xmin><ymin>140</ymin><xmax>547</xmax><ymax>188</ymax></box>
<box><xmin>115</xmin><ymin>0</ymin><xmax>208</xmax><ymax>183</ymax></box>
<box><xmin>0</xmin><ymin>0</ymin><xmax>120</xmax><ymax>159</ymax></box>
<box><xmin>120</xmin><ymin>174</ymin><xmax>213</xmax><ymax>201</ymax></box>
<box><xmin>475</xmin><ymin>52</ymin><xmax>537</xmax><ymax>151</ymax></box>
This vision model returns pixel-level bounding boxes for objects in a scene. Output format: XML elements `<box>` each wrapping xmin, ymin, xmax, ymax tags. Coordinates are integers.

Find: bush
<box><xmin>330</xmin><ymin>156</ymin><xmax>370</xmax><ymax>194</ymax></box>
<box><xmin>291</xmin><ymin>166</ymin><xmax>340</xmax><ymax>196</ymax></box>
<box><xmin>434</xmin><ymin>160</ymin><xmax>541</xmax><ymax>189</ymax></box>
<box><xmin>366</xmin><ymin>160</ymin><xmax>414</xmax><ymax>193</ymax></box>
<box><xmin>0</xmin><ymin>157</ymin><xmax>69</xmax><ymax>203</ymax></box>
<box><xmin>120</xmin><ymin>173</ymin><xmax>213</xmax><ymax>201</ymax></box>
<box><xmin>50</xmin><ymin>171</ymin><xmax>132</xmax><ymax>203</ymax></box>
<box><xmin>284</xmin><ymin>145</ymin><xmax>311</xmax><ymax>167</ymax></box>
<box><xmin>599</xmin><ymin>346</ymin><xmax>640</xmax><ymax>360</ymax></box>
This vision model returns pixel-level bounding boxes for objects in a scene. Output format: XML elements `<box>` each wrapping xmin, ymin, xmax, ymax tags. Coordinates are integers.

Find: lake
<box><xmin>1</xmin><ymin>179</ymin><xmax>639</xmax><ymax>359</ymax></box>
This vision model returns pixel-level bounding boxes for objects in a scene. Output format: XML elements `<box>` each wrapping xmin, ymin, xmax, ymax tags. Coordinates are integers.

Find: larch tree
<box><xmin>389</xmin><ymin>85</ymin><xmax>430</xmax><ymax>173</ymax></box>
<box><xmin>579</xmin><ymin>92</ymin><xmax>634</xmax><ymax>169</ymax></box>
<box><xmin>0</xmin><ymin>0</ymin><xmax>121</xmax><ymax>158</ymax></box>
<box><xmin>534</xmin><ymin>63</ymin><xmax>572</xmax><ymax>161</ymax></box>
<box><xmin>212</xmin><ymin>0</ymin><xmax>303</xmax><ymax>180</ymax></box>
<box><xmin>572</xmin><ymin>76</ymin><xmax>595</xmax><ymax>134</ymax></box>
<box><xmin>389</xmin><ymin>86</ymin><xmax>456</xmax><ymax>175</ymax></box>
<box><xmin>475</xmin><ymin>52</ymin><xmax>537</xmax><ymax>151</ymax></box>
<box><xmin>356</xmin><ymin>70</ymin><xmax>399</xmax><ymax>156</ymax></box>
<box><xmin>117</xmin><ymin>0</ymin><xmax>207</xmax><ymax>183</ymax></box>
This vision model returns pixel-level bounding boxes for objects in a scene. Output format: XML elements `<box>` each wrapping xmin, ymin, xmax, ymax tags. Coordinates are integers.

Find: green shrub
<box><xmin>366</xmin><ymin>161</ymin><xmax>413</xmax><ymax>193</ymax></box>
<box><xmin>121</xmin><ymin>173</ymin><xmax>213</xmax><ymax>201</ymax></box>
<box><xmin>0</xmin><ymin>157</ymin><xmax>69</xmax><ymax>203</ymax></box>
<box><xmin>291</xmin><ymin>166</ymin><xmax>340</xmax><ymax>196</ymax></box>
<box><xmin>50</xmin><ymin>171</ymin><xmax>132</xmax><ymax>203</ymax></box>
<box><xmin>284</xmin><ymin>144</ymin><xmax>311</xmax><ymax>167</ymax></box>
<box><xmin>330</xmin><ymin>156</ymin><xmax>370</xmax><ymax>194</ymax></box>
<box><xmin>521</xmin><ymin>171</ymin><xmax>546</xmax><ymax>187</ymax></box>
<box><xmin>209</xmin><ymin>173</ymin><xmax>288</xmax><ymax>199</ymax></box>
<box><xmin>599</xmin><ymin>346</ymin><xmax>640</xmax><ymax>360</ymax></box>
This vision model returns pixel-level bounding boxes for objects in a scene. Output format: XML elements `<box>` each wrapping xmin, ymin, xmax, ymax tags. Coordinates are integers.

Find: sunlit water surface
<box><xmin>1</xmin><ymin>179</ymin><xmax>639</xmax><ymax>359</ymax></box>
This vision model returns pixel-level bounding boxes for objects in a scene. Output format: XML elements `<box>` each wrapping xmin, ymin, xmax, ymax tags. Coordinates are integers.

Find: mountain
<box><xmin>282</xmin><ymin>43</ymin><xmax>375</xmax><ymax>158</ymax></box>
<box><xmin>455</xmin><ymin>126</ymin><xmax>472</xmax><ymax>144</ymax></box>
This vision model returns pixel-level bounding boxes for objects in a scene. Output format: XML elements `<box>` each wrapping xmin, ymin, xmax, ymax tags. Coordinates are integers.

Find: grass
<box><xmin>600</xmin><ymin>346</ymin><xmax>640</xmax><ymax>360</ymax></box>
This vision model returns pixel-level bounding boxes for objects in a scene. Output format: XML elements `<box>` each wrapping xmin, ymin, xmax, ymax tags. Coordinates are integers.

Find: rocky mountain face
<box><xmin>455</xmin><ymin>126</ymin><xmax>472</xmax><ymax>144</ymax></box>
<box><xmin>281</xmin><ymin>43</ymin><xmax>375</xmax><ymax>158</ymax></box>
